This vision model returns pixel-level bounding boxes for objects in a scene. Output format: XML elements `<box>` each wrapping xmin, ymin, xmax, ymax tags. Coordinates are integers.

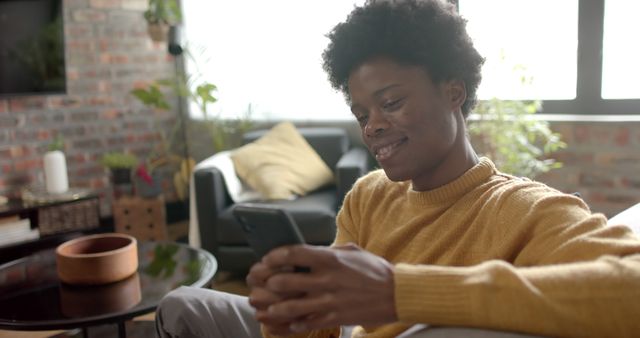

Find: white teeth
<box><xmin>375</xmin><ymin>139</ymin><xmax>405</xmax><ymax>160</ymax></box>
<box><xmin>378</xmin><ymin>144</ymin><xmax>394</xmax><ymax>156</ymax></box>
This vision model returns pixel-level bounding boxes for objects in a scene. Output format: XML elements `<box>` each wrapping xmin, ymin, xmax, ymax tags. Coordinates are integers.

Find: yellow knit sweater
<box><xmin>266</xmin><ymin>158</ymin><xmax>640</xmax><ymax>338</ymax></box>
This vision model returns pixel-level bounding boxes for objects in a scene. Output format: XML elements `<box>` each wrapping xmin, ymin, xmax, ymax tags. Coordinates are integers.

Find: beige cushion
<box><xmin>231</xmin><ymin>122</ymin><xmax>334</xmax><ymax>200</ymax></box>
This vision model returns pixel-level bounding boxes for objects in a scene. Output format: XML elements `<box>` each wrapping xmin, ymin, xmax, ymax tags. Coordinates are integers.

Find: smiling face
<box><xmin>348</xmin><ymin>57</ymin><xmax>473</xmax><ymax>190</ymax></box>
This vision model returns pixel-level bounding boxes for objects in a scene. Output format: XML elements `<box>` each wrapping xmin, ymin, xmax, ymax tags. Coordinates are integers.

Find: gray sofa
<box><xmin>194</xmin><ymin>127</ymin><xmax>371</xmax><ymax>272</ymax></box>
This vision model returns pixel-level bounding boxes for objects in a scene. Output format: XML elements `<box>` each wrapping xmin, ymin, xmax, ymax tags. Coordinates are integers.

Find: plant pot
<box><xmin>111</xmin><ymin>168</ymin><xmax>133</xmax><ymax>198</ymax></box>
<box><xmin>111</xmin><ymin>168</ymin><xmax>132</xmax><ymax>185</ymax></box>
<box><xmin>147</xmin><ymin>22</ymin><xmax>170</xmax><ymax>42</ymax></box>
<box><xmin>134</xmin><ymin>172</ymin><xmax>163</xmax><ymax>198</ymax></box>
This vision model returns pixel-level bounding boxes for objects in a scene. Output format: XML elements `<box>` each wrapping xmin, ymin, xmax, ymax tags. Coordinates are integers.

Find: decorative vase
<box><xmin>44</xmin><ymin>150</ymin><xmax>69</xmax><ymax>194</ymax></box>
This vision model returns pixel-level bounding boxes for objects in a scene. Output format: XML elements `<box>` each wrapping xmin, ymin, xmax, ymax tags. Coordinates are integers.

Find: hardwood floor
<box><xmin>0</xmin><ymin>222</ymin><xmax>249</xmax><ymax>338</ymax></box>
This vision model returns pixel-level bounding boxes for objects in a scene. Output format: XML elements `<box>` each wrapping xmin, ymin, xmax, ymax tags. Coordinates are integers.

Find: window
<box><xmin>459</xmin><ymin>0</ymin><xmax>578</xmax><ymax>100</ymax></box>
<box><xmin>183</xmin><ymin>0</ymin><xmax>640</xmax><ymax>118</ymax></box>
<box><xmin>602</xmin><ymin>0</ymin><xmax>640</xmax><ymax>99</ymax></box>
<box><xmin>182</xmin><ymin>0</ymin><xmax>365</xmax><ymax>121</ymax></box>
<box><xmin>457</xmin><ymin>0</ymin><xmax>640</xmax><ymax>114</ymax></box>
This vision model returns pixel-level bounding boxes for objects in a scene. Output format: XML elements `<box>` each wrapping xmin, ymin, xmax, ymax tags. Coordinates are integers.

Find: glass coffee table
<box><xmin>0</xmin><ymin>241</ymin><xmax>217</xmax><ymax>338</ymax></box>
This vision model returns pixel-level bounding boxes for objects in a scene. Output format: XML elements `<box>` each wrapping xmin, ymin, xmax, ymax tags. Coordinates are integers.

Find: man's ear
<box><xmin>446</xmin><ymin>80</ymin><xmax>467</xmax><ymax>109</ymax></box>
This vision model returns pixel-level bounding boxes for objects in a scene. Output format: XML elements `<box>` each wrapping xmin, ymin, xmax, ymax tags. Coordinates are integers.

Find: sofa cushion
<box><xmin>217</xmin><ymin>188</ymin><xmax>338</xmax><ymax>245</ymax></box>
<box><xmin>243</xmin><ymin>127</ymin><xmax>350</xmax><ymax>169</ymax></box>
<box><xmin>231</xmin><ymin>122</ymin><xmax>334</xmax><ymax>200</ymax></box>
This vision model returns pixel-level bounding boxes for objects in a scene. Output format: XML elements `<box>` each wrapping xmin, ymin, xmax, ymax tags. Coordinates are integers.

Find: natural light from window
<box><xmin>459</xmin><ymin>0</ymin><xmax>578</xmax><ymax>101</ymax></box>
<box><xmin>602</xmin><ymin>0</ymin><xmax>640</xmax><ymax>99</ymax></box>
<box><xmin>182</xmin><ymin>0</ymin><xmax>365</xmax><ymax>121</ymax></box>
<box><xmin>184</xmin><ymin>0</ymin><xmax>638</xmax><ymax>120</ymax></box>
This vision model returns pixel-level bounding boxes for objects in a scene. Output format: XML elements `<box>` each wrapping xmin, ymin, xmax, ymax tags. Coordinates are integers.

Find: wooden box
<box><xmin>112</xmin><ymin>196</ymin><xmax>167</xmax><ymax>241</ymax></box>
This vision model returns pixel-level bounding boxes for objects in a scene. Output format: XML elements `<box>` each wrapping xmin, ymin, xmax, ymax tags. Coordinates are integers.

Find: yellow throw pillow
<box><xmin>231</xmin><ymin>122</ymin><xmax>334</xmax><ymax>200</ymax></box>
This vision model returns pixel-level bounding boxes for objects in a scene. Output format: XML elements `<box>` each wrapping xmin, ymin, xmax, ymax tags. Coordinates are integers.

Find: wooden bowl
<box><xmin>56</xmin><ymin>233</ymin><xmax>138</xmax><ymax>285</ymax></box>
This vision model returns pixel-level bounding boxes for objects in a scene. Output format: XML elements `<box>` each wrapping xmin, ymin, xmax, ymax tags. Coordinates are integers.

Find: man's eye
<box><xmin>356</xmin><ymin>115</ymin><xmax>368</xmax><ymax>126</ymax></box>
<box><xmin>382</xmin><ymin>99</ymin><xmax>403</xmax><ymax>111</ymax></box>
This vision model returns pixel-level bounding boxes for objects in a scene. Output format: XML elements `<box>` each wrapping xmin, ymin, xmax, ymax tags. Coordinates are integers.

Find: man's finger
<box><xmin>248</xmin><ymin>287</ymin><xmax>284</xmax><ymax>310</ymax></box>
<box><xmin>265</xmin><ymin>270</ymin><xmax>334</xmax><ymax>294</ymax></box>
<box><xmin>262</xmin><ymin>244</ymin><xmax>337</xmax><ymax>270</ymax></box>
<box><xmin>264</xmin><ymin>292</ymin><xmax>336</xmax><ymax>322</ymax></box>
<box><xmin>246</xmin><ymin>261</ymin><xmax>280</xmax><ymax>287</ymax></box>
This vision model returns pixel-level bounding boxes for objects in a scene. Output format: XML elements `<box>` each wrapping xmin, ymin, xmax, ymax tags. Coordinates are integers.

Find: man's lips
<box><xmin>372</xmin><ymin>137</ymin><xmax>408</xmax><ymax>161</ymax></box>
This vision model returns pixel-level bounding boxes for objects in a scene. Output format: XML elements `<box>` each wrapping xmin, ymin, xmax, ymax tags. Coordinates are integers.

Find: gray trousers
<box><xmin>155</xmin><ymin>286</ymin><xmax>543</xmax><ymax>338</ymax></box>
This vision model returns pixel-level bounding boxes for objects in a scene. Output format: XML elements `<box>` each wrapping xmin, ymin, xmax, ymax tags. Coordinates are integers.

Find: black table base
<box><xmin>47</xmin><ymin>320</ymin><xmax>155</xmax><ymax>338</ymax></box>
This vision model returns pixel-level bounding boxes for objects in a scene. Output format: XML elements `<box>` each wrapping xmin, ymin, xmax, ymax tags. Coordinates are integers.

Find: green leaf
<box><xmin>100</xmin><ymin>152</ymin><xmax>138</xmax><ymax>169</ymax></box>
<box><xmin>48</xmin><ymin>135</ymin><xmax>64</xmax><ymax>151</ymax></box>
<box><xmin>130</xmin><ymin>85</ymin><xmax>170</xmax><ymax>110</ymax></box>
<box><xmin>144</xmin><ymin>244</ymin><xmax>180</xmax><ymax>278</ymax></box>
<box><xmin>469</xmin><ymin>98</ymin><xmax>566</xmax><ymax>178</ymax></box>
<box><xmin>196</xmin><ymin>83</ymin><xmax>218</xmax><ymax>103</ymax></box>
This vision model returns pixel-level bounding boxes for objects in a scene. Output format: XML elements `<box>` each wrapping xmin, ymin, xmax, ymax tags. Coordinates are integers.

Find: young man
<box><xmin>156</xmin><ymin>1</ymin><xmax>640</xmax><ymax>337</ymax></box>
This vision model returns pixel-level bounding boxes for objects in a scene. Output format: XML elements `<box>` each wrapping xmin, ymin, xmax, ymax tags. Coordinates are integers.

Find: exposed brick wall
<box><xmin>0</xmin><ymin>0</ymin><xmax>178</xmax><ymax>216</ymax></box>
<box><xmin>537</xmin><ymin>121</ymin><xmax>640</xmax><ymax>218</ymax></box>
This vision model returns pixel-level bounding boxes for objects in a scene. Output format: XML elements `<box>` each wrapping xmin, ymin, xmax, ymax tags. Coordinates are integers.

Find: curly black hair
<box><xmin>322</xmin><ymin>0</ymin><xmax>484</xmax><ymax>117</ymax></box>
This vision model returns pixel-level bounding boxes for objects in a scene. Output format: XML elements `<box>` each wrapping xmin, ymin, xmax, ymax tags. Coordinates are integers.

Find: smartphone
<box><xmin>232</xmin><ymin>204</ymin><xmax>309</xmax><ymax>272</ymax></box>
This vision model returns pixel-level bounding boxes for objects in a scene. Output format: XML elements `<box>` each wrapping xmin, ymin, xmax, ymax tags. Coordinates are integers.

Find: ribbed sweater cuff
<box><xmin>394</xmin><ymin>263</ymin><xmax>473</xmax><ymax>325</ymax></box>
<box><xmin>261</xmin><ymin>325</ymin><xmax>340</xmax><ymax>338</ymax></box>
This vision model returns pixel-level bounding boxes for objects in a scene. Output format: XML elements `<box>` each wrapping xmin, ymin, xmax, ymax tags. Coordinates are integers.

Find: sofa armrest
<box><xmin>336</xmin><ymin>147</ymin><xmax>370</xmax><ymax>209</ymax></box>
<box><xmin>194</xmin><ymin>167</ymin><xmax>231</xmax><ymax>255</ymax></box>
<box><xmin>608</xmin><ymin>202</ymin><xmax>640</xmax><ymax>235</ymax></box>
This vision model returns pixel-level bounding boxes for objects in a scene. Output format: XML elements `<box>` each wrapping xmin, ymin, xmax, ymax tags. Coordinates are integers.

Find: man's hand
<box><xmin>246</xmin><ymin>258</ymin><xmax>302</xmax><ymax>334</ymax></box>
<box><xmin>248</xmin><ymin>243</ymin><xmax>397</xmax><ymax>335</ymax></box>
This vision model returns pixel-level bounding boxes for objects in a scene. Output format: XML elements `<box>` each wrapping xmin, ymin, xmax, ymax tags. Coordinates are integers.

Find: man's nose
<box><xmin>365</xmin><ymin>109</ymin><xmax>390</xmax><ymax>138</ymax></box>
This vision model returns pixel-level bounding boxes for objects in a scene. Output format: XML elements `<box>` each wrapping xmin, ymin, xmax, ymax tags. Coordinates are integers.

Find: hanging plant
<box><xmin>143</xmin><ymin>0</ymin><xmax>181</xmax><ymax>42</ymax></box>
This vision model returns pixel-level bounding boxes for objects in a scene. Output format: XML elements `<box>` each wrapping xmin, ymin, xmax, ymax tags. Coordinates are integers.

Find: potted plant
<box><xmin>100</xmin><ymin>153</ymin><xmax>138</xmax><ymax>197</ymax></box>
<box><xmin>468</xmin><ymin>99</ymin><xmax>566</xmax><ymax>178</ymax></box>
<box><xmin>132</xmin><ymin>150</ymin><xmax>192</xmax><ymax>199</ymax></box>
<box><xmin>130</xmin><ymin>82</ymin><xmax>190</xmax><ymax>200</ymax></box>
<box><xmin>131</xmin><ymin>72</ymin><xmax>252</xmax><ymax>201</ymax></box>
<box><xmin>133</xmin><ymin>162</ymin><xmax>163</xmax><ymax>198</ymax></box>
<box><xmin>143</xmin><ymin>0</ymin><xmax>181</xmax><ymax>42</ymax></box>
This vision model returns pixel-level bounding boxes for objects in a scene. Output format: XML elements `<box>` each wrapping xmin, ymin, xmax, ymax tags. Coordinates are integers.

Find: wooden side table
<box><xmin>0</xmin><ymin>192</ymin><xmax>103</xmax><ymax>264</ymax></box>
<box><xmin>112</xmin><ymin>196</ymin><xmax>168</xmax><ymax>241</ymax></box>
<box><xmin>1</xmin><ymin>189</ymin><xmax>100</xmax><ymax>235</ymax></box>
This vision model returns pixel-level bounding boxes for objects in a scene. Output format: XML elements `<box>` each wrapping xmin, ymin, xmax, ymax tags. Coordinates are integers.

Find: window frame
<box><xmin>454</xmin><ymin>0</ymin><xmax>640</xmax><ymax>115</ymax></box>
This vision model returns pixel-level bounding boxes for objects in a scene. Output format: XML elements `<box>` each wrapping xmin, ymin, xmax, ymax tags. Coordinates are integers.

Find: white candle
<box><xmin>44</xmin><ymin>150</ymin><xmax>69</xmax><ymax>194</ymax></box>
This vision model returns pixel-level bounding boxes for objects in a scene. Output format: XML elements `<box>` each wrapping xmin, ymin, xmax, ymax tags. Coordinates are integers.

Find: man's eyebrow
<box><xmin>350</xmin><ymin>83</ymin><xmax>404</xmax><ymax>113</ymax></box>
<box><xmin>373</xmin><ymin>83</ymin><xmax>403</xmax><ymax>97</ymax></box>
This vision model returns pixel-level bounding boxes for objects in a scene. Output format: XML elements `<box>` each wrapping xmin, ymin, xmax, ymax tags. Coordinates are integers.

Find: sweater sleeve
<box><xmin>261</xmin><ymin>327</ymin><xmax>341</xmax><ymax>338</ymax></box>
<box><xmin>333</xmin><ymin>187</ymin><xmax>360</xmax><ymax>246</ymax></box>
<box><xmin>395</xmin><ymin>254</ymin><xmax>640</xmax><ymax>337</ymax></box>
<box><xmin>395</xmin><ymin>191</ymin><xmax>640</xmax><ymax>338</ymax></box>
